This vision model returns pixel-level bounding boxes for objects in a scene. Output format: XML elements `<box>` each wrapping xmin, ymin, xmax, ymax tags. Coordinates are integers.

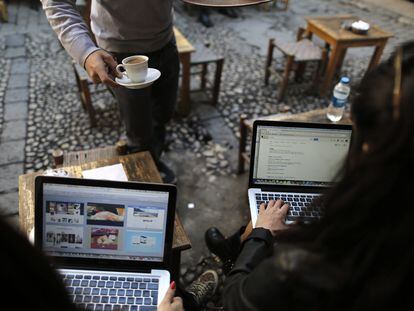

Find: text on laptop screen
<box><xmin>252</xmin><ymin>125</ymin><xmax>352</xmax><ymax>187</ymax></box>
<box><xmin>42</xmin><ymin>183</ymin><xmax>169</xmax><ymax>262</ymax></box>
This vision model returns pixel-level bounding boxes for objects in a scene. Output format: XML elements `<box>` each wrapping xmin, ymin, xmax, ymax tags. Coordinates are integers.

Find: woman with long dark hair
<box><xmin>207</xmin><ymin>41</ymin><xmax>414</xmax><ymax>310</ymax></box>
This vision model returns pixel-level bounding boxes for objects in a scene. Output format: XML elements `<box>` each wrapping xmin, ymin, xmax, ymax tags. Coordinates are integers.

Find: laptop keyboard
<box><xmin>255</xmin><ymin>192</ymin><xmax>323</xmax><ymax>222</ymax></box>
<box><xmin>62</xmin><ymin>272</ymin><xmax>159</xmax><ymax>311</ymax></box>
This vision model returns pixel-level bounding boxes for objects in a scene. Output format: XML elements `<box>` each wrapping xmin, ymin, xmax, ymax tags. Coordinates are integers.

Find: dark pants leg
<box><xmin>111</xmin><ymin>40</ymin><xmax>180</xmax><ymax>163</ymax></box>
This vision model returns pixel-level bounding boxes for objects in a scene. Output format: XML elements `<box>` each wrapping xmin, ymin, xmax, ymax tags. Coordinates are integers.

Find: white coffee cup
<box><xmin>116</xmin><ymin>55</ymin><xmax>148</xmax><ymax>83</ymax></box>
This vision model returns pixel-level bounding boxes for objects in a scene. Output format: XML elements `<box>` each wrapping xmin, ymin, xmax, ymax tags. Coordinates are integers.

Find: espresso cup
<box><xmin>116</xmin><ymin>55</ymin><xmax>148</xmax><ymax>83</ymax></box>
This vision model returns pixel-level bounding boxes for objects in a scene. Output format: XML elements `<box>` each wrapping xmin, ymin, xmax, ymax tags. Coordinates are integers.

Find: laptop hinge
<box><xmin>56</xmin><ymin>265</ymin><xmax>152</xmax><ymax>274</ymax></box>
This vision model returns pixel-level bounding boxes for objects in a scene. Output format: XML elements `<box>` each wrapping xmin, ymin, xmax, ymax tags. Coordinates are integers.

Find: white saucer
<box><xmin>115</xmin><ymin>68</ymin><xmax>161</xmax><ymax>89</ymax></box>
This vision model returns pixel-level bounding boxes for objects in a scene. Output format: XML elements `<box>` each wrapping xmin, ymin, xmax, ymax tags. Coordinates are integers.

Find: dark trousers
<box><xmin>110</xmin><ymin>40</ymin><xmax>180</xmax><ymax>163</ymax></box>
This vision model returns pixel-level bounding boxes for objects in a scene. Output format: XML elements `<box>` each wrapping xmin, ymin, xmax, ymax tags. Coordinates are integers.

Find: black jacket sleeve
<box><xmin>223</xmin><ymin>238</ymin><xmax>342</xmax><ymax>311</ymax></box>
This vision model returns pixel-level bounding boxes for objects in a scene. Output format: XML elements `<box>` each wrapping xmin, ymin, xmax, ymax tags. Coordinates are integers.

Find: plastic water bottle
<box><xmin>326</xmin><ymin>76</ymin><xmax>351</xmax><ymax>122</ymax></box>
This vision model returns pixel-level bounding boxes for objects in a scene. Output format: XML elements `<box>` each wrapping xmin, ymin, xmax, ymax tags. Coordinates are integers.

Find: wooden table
<box><xmin>237</xmin><ymin>108</ymin><xmax>352</xmax><ymax>173</ymax></box>
<box><xmin>19</xmin><ymin>151</ymin><xmax>191</xmax><ymax>281</ymax></box>
<box><xmin>305</xmin><ymin>15</ymin><xmax>393</xmax><ymax>96</ymax></box>
<box><xmin>174</xmin><ymin>27</ymin><xmax>196</xmax><ymax>116</ymax></box>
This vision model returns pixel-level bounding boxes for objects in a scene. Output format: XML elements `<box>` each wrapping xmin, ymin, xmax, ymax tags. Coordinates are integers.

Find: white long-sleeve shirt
<box><xmin>41</xmin><ymin>0</ymin><xmax>174</xmax><ymax>66</ymax></box>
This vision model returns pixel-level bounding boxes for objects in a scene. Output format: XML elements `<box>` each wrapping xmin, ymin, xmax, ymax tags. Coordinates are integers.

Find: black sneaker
<box><xmin>185</xmin><ymin>270</ymin><xmax>219</xmax><ymax>307</ymax></box>
<box><xmin>157</xmin><ymin>161</ymin><xmax>177</xmax><ymax>184</ymax></box>
<box><xmin>198</xmin><ymin>12</ymin><xmax>214</xmax><ymax>28</ymax></box>
<box><xmin>205</xmin><ymin>227</ymin><xmax>240</xmax><ymax>274</ymax></box>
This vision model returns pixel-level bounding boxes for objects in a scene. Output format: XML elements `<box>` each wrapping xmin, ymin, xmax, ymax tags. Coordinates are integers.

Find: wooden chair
<box><xmin>0</xmin><ymin>0</ymin><xmax>8</xmax><ymax>22</ymax></box>
<box><xmin>264</xmin><ymin>27</ymin><xmax>327</xmax><ymax>101</ymax></box>
<box><xmin>190</xmin><ymin>42</ymin><xmax>224</xmax><ymax>106</ymax></box>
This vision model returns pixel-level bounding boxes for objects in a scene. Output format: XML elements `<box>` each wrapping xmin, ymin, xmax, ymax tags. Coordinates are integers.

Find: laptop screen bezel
<box><xmin>34</xmin><ymin>176</ymin><xmax>176</xmax><ymax>272</ymax></box>
<box><xmin>248</xmin><ymin>120</ymin><xmax>353</xmax><ymax>191</ymax></box>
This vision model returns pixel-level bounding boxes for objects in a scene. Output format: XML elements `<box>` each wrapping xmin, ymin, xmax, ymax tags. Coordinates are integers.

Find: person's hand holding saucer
<box><xmin>115</xmin><ymin>55</ymin><xmax>161</xmax><ymax>89</ymax></box>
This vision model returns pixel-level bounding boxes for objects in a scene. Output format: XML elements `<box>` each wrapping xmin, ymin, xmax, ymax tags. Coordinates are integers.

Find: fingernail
<box><xmin>170</xmin><ymin>281</ymin><xmax>176</xmax><ymax>289</ymax></box>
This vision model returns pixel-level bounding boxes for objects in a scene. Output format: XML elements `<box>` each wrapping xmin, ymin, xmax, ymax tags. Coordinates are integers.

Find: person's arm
<box><xmin>41</xmin><ymin>0</ymin><xmax>118</xmax><ymax>87</ymax></box>
<box><xmin>41</xmin><ymin>0</ymin><xmax>98</xmax><ymax>67</ymax></box>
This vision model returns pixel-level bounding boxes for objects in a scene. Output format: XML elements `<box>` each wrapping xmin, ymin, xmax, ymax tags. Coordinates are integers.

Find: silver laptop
<box><xmin>35</xmin><ymin>176</ymin><xmax>177</xmax><ymax>311</ymax></box>
<box><xmin>248</xmin><ymin>120</ymin><xmax>352</xmax><ymax>227</ymax></box>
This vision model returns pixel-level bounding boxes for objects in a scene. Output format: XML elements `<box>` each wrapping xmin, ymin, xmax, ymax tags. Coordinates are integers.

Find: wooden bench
<box><xmin>237</xmin><ymin>108</ymin><xmax>352</xmax><ymax>174</ymax></box>
<box><xmin>190</xmin><ymin>41</ymin><xmax>224</xmax><ymax>106</ymax></box>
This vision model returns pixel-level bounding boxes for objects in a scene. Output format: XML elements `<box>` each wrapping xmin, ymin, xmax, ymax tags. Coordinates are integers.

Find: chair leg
<box><xmin>212</xmin><ymin>59</ymin><xmax>224</xmax><ymax>106</ymax></box>
<box><xmin>265</xmin><ymin>38</ymin><xmax>275</xmax><ymax>85</ymax></box>
<box><xmin>79</xmin><ymin>80</ymin><xmax>97</xmax><ymax>127</ymax></box>
<box><xmin>278</xmin><ymin>55</ymin><xmax>294</xmax><ymax>101</ymax></box>
<box><xmin>238</xmin><ymin>114</ymin><xmax>248</xmax><ymax>174</ymax></box>
<box><xmin>201</xmin><ymin>63</ymin><xmax>208</xmax><ymax>90</ymax></box>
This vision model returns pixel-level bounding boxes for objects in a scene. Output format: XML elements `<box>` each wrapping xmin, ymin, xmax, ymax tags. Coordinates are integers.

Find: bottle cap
<box><xmin>340</xmin><ymin>76</ymin><xmax>350</xmax><ymax>84</ymax></box>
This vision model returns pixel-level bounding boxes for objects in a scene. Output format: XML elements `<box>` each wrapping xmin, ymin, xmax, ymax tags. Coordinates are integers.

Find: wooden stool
<box><xmin>264</xmin><ymin>27</ymin><xmax>327</xmax><ymax>101</ymax></box>
<box><xmin>0</xmin><ymin>0</ymin><xmax>8</xmax><ymax>22</ymax></box>
<box><xmin>190</xmin><ymin>42</ymin><xmax>224</xmax><ymax>106</ymax></box>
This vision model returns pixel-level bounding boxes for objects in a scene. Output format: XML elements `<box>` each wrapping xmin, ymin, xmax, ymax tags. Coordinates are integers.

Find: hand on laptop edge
<box><xmin>255</xmin><ymin>200</ymin><xmax>290</xmax><ymax>236</ymax></box>
<box><xmin>158</xmin><ymin>281</ymin><xmax>184</xmax><ymax>311</ymax></box>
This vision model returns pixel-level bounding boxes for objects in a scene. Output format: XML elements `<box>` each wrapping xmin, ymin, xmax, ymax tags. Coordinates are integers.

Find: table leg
<box><xmin>170</xmin><ymin>249</ymin><xmax>182</xmax><ymax>283</ymax></box>
<box><xmin>238</xmin><ymin>114</ymin><xmax>248</xmax><ymax>174</ymax></box>
<box><xmin>178</xmin><ymin>52</ymin><xmax>191</xmax><ymax>116</ymax></box>
<box><xmin>320</xmin><ymin>44</ymin><xmax>343</xmax><ymax>96</ymax></box>
<box><xmin>367</xmin><ymin>41</ymin><xmax>387</xmax><ymax>73</ymax></box>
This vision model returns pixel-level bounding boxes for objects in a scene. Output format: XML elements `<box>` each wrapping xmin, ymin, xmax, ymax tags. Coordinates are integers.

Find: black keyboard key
<box><xmin>127</xmin><ymin>297</ymin><xmax>135</xmax><ymax>304</ymax></box>
<box><xmin>151</xmin><ymin>279</ymin><xmax>159</xmax><ymax>283</ymax></box>
<box><xmin>123</xmin><ymin>282</ymin><xmax>131</xmax><ymax>289</ymax></box>
<box><xmin>76</xmin><ymin>275</ymin><xmax>83</xmax><ymax>279</ymax></box>
<box><xmin>104</xmin><ymin>305</ymin><xmax>112</xmax><ymax>311</ymax></box>
<box><xmin>73</xmin><ymin>280</ymin><xmax>81</xmax><ymax>286</ymax></box>
<box><xmin>135</xmin><ymin>297</ymin><xmax>143</xmax><ymax>304</ymax></box>
<box><xmin>118</xmin><ymin>277</ymin><xmax>126</xmax><ymax>281</ymax></box>
<box><xmin>153</xmin><ymin>297</ymin><xmax>158</xmax><ymax>305</ymax></box>
<box><xmin>86</xmin><ymin>304</ymin><xmax>94</xmax><ymax>311</ymax></box>
<box><xmin>143</xmin><ymin>290</ymin><xmax>150</xmax><ymax>297</ymax></box>
<box><xmin>110</xmin><ymin>297</ymin><xmax>117</xmax><ymax>304</ymax></box>
<box><xmin>83</xmin><ymin>288</ymin><xmax>91</xmax><ymax>295</ymax></box>
<box><xmin>144</xmin><ymin>298</ymin><xmax>152</xmax><ymax>305</ymax></box>
<box><xmin>147</xmin><ymin>283</ymin><xmax>158</xmax><ymax>290</ymax></box>
<box><xmin>109</xmin><ymin>289</ymin><xmax>117</xmax><ymax>296</ymax></box>
<box><xmin>92</xmin><ymin>288</ymin><xmax>100</xmax><ymax>295</ymax></box>
<box><xmin>75</xmin><ymin>288</ymin><xmax>83</xmax><ymax>295</ymax></box>
<box><xmin>118</xmin><ymin>289</ymin><xmax>126</xmax><ymax>296</ymax></box>
<box><xmin>140</xmin><ymin>307</ymin><xmax>156</xmax><ymax>311</ymax></box>
<box><xmin>92</xmin><ymin>296</ymin><xmax>100</xmax><ymax>303</ymax></box>
<box><xmin>126</xmin><ymin>290</ymin><xmax>134</xmax><ymax>296</ymax></box>
<box><xmin>110</xmin><ymin>276</ymin><xmax>117</xmax><ymax>281</ymax></box>
<box><xmin>113</xmin><ymin>306</ymin><xmax>121</xmax><ymax>311</ymax></box>
<box><xmin>106</xmin><ymin>281</ymin><xmax>114</xmax><ymax>288</ymax></box>
<box><xmin>75</xmin><ymin>295</ymin><xmax>83</xmax><ymax>303</ymax></box>
<box><xmin>127</xmin><ymin>277</ymin><xmax>134</xmax><ymax>282</ymax></box>
<box><xmin>83</xmin><ymin>295</ymin><xmax>92</xmax><ymax>303</ymax></box>
<box><xmin>98</xmin><ymin>281</ymin><xmax>106</xmax><ymax>287</ymax></box>
<box><xmin>93</xmin><ymin>276</ymin><xmax>100</xmax><ymax>280</ymax></box>
<box><xmin>118</xmin><ymin>297</ymin><xmax>126</xmax><ymax>304</ymax></box>
<box><xmin>115</xmin><ymin>282</ymin><xmax>122</xmax><ymax>288</ymax></box>
<box><xmin>139</xmin><ymin>283</ymin><xmax>146</xmax><ymax>289</ymax></box>
<box><xmin>101</xmin><ymin>296</ymin><xmax>109</xmax><ymax>304</ymax></box>
<box><xmin>78</xmin><ymin>303</ymin><xmax>86</xmax><ymax>310</ymax></box>
<box><xmin>121</xmin><ymin>306</ymin><xmax>129</xmax><ymax>311</ymax></box>
<box><xmin>101</xmin><ymin>276</ymin><xmax>109</xmax><ymax>281</ymax></box>
<box><xmin>134</xmin><ymin>277</ymin><xmax>143</xmax><ymax>282</ymax></box>
<box><xmin>81</xmin><ymin>280</ymin><xmax>89</xmax><ymax>287</ymax></box>
<box><xmin>95</xmin><ymin>305</ymin><xmax>103</xmax><ymax>311</ymax></box>
<box><xmin>84</xmin><ymin>275</ymin><xmax>92</xmax><ymax>280</ymax></box>
<box><xmin>131</xmin><ymin>283</ymin><xmax>139</xmax><ymax>289</ymax></box>
<box><xmin>151</xmin><ymin>291</ymin><xmax>158</xmax><ymax>298</ymax></box>
<box><xmin>101</xmin><ymin>289</ymin><xmax>108</xmax><ymax>295</ymax></box>
<box><xmin>67</xmin><ymin>287</ymin><xmax>75</xmax><ymax>294</ymax></box>
<box><xmin>64</xmin><ymin>279</ymin><xmax>72</xmax><ymax>286</ymax></box>
<box><xmin>131</xmin><ymin>306</ymin><xmax>138</xmax><ymax>311</ymax></box>
<box><xmin>66</xmin><ymin>274</ymin><xmax>75</xmax><ymax>279</ymax></box>
<box><xmin>89</xmin><ymin>281</ymin><xmax>97</xmax><ymax>287</ymax></box>
<box><xmin>134</xmin><ymin>290</ymin><xmax>142</xmax><ymax>297</ymax></box>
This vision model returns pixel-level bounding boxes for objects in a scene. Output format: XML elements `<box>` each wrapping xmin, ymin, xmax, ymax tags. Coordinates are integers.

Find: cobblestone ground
<box><xmin>0</xmin><ymin>0</ymin><xmax>413</xmax><ymax>309</ymax></box>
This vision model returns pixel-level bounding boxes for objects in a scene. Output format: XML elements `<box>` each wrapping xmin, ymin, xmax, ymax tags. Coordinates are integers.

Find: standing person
<box><xmin>41</xmin><ymin>0</ymin><xmax>179</xmax><ymax>183</ymax></box>
<box><xmin>205</xmin><ymin>41</ymin><xmax>414</xmax><ymax>310</ymax></box>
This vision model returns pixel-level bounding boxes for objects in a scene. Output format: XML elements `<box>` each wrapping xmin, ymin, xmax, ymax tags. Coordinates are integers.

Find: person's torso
<box><xmin>90</xmin><ymin>0</ymin><xmax>174</xmax><ymax>53</ymax></box>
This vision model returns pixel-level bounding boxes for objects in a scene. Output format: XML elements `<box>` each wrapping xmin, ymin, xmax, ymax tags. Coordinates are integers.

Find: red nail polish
<box><xmin>170</xmin><ymin>281</ymin><xmax>176</xmax><ymax>289</ymax></box>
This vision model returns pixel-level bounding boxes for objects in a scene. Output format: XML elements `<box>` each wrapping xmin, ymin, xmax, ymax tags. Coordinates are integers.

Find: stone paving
<box><xmin>0</xmin><ymin>0</ymin><xmax>414</xmax><ymax>309</ymax></box>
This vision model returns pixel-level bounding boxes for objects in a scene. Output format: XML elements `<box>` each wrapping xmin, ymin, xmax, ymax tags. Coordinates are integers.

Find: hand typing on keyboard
<box><xmin>255</xmin><ymin>200</ymin><xmax>290</xmax><ymax>236</ymax></box>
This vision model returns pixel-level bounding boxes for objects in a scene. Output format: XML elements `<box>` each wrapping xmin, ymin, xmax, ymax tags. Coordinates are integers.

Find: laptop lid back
<box><xmin>35</xmin><ymin>176</ymin><xmax>176</xmax><ymax>272</ymax></box>
<box><xmin>249</xmin><ymin>120</ymin><xmax>353</xmax><ymax>191</ymax></box>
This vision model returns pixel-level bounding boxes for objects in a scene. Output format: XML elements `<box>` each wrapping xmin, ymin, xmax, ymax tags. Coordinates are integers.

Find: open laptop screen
<box><xmin>41</xmin><ymin>183</ymin><xmax>169</xmax><ymax>262</ymax></box>
<box><xmin>252</xmin><ymin>124</ymin><xmax>352</xmax><ymax>187</ymax></box>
